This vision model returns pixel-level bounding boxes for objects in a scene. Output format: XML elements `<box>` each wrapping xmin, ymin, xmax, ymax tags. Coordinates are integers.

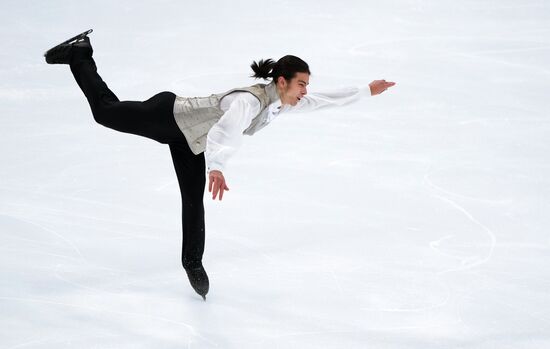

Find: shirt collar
<box><xmin>265</xmin><ymin>80</ymin><xmax>283</xmax><ymax>112</ymax></box>
<box><xmin>265</xmin><ymin>80</ymin><xmax>279</xmax><ymax>102</ymax></box>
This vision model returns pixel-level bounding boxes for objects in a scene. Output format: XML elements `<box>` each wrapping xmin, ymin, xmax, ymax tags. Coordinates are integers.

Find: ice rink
<box><xmin>1</xmin><ymin>0</ymin><xmax>549</xmax><ymax>348</ymax></box>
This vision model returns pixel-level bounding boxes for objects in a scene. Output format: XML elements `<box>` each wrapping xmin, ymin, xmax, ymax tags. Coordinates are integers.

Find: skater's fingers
<box><xmin>207</xmin><ymin>170</ymin><xmax>226</xmax><ymax>200</ymax></box>
<box><xmin>219</xmin><ymin>178</ymin><xmax>228</xmax><ymax>200</ymax></box>
<box><xmin>381</xmin><ymin>81</ymin><xmax>395</xmax><ymax>90</ymax></box>
<box><xmin>212</xmin><ymin>180</ymin><xmax>220</xmax><ymax>200</ymax></box>
<box><xmin>213</xmin><ymin>178</ymin><xmax>226</xmax><ymax>200</ymax></box>
<box><xmin>371</xmin><ymin>80</ymin><xmax>396</xmax><ymax>91</ymax></box>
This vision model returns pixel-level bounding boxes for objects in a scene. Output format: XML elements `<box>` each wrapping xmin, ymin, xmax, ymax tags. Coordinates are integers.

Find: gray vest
<box><xmin>172</xmin><ymin>82</ymin><xmax>278</xmax><ymax>155</ymax></box>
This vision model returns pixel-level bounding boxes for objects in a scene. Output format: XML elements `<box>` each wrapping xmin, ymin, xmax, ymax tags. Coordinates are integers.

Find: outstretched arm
<box><xmin>205</xmin><ymin>92</ymin><xmax>260</xmax><ymax>201</ymax></box>
<box><xmin>288</xmin><ymin>79</ymin><xmax>396</xmax><ymax>113</ymax></box>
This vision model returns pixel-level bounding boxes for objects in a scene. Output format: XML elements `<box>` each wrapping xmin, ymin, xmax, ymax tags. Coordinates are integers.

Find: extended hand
<box><xmin>369</xmin><ymin>79</ymin><xmax>396</xmax><ymax>96</ymax></box>
<box><xmin>208</xmin><ymin>170</ymin><xmax>229</xmax><ymax>201</ymax></box>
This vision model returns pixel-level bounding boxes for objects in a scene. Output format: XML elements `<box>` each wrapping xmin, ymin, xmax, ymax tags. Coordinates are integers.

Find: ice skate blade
<box><xmin>43</xmin><ymin>29</ymin><xmax>93</xmax><ymax>57</ymax></box>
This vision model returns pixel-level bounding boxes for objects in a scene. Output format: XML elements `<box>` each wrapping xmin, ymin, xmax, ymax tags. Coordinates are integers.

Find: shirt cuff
<box><xmin>207</xmin><ymin>161</ymin><xmax>224</xmax><ymax>173</ymax></box>
<box><xmin>360</xmin><ymin>84</ymin><xmax>373</xmax><ymax>97</ymax></box>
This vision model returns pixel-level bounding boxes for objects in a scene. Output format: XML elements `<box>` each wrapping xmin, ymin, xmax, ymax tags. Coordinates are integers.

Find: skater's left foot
<box><xmin>44</xmin><ymin>29</ymin><xmax>94</xmax><ymax>65</ymax></box>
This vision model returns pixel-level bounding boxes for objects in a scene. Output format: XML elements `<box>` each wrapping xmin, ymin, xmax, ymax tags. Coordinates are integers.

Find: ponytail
<box><xmin>250</xmin><ymin>58</ymin><xmax>276</xmax><ymax>80</ymax></box>
<box><xmin>250</xmin><ymin>55</ymin><xmax>310</xmax><ymax>82</ymax></box>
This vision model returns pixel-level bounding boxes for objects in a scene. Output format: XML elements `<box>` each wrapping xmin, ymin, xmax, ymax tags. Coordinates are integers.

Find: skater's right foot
<box><xmin>184</xmin><ymin>263</ymin><xmax>210</xmax><ymax>301</ymax></box>
<box><xmin>44</xmin><ymin>29</ymin><xmax>94</xmax><ymax>65</ymax></box>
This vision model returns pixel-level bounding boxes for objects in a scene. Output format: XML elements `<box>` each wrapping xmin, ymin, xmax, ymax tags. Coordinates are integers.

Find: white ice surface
<box><xmin>1</xmin><ymin>0</ymin><xmax>550</xmax><ymax>348</ymax></box>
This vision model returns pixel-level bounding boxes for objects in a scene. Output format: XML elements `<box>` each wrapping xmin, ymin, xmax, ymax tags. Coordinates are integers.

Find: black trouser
<box><xmin>70</xmin><ymin>53</ymin><xmax>206</xmax><ymax>269</ymax></box>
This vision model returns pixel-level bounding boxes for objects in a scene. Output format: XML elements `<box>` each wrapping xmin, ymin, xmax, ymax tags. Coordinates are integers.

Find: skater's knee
<box><xmin>91</xmin><ymin>103</ymin><xmax>115</xmax><ymax>125</ymax></box>
<box><xmin>92</xmin><ymin>108</ymin><xmax>108</xmax><ymax>125</ymax></box>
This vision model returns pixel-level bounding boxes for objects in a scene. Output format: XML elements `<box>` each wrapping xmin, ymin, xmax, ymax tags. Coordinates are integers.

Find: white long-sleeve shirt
<box><xmin>205</xmin><ymin>83</ymin><xmax>373</xmax><ymax>173</ymax></box>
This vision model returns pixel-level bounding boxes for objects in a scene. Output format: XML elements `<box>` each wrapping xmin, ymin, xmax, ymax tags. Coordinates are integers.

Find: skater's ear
<box><xmin>277</xmin><ymin>75</ymin><xmax>288</xmax><ymax>87</ymax></box>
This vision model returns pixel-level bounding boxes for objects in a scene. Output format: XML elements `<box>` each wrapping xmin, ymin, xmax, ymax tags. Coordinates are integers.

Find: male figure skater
<box><xmin>44</xmin><ymin>30</ymin><xmax>396</xmax><ymax>301</ymax></box>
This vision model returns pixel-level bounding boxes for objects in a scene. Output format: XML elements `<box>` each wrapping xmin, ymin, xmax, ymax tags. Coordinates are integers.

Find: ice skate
<box><xmin>185</xmin><ymin>264</ymin><xmax>210</xmax><ymax>300</ymax></box>
<box><xmin>44</xmin><ymin>29</ymin><xmax>94</xmax><ymax>64</ymax></box>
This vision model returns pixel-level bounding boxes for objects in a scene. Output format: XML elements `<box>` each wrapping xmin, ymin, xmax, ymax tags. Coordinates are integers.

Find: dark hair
<box><xmin>250</xmin><ymin>55</ymin><xmax>311</xmax><ymax>82</ymax></box>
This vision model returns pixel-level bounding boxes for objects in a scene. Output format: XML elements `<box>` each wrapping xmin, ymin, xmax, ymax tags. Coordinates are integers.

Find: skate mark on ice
<box><xmin>359</xmin><ymin>287</ymin><xmax>451</xmax><ymax>313</ymax></box>
<box><xmin>443</xmin><ymin>50</ymin><xmax>550</xmax><ymax>75</ymax></box>
<box><xmin>458</xmin><ymin>116</ymin><xmax>549</xmax><ymax>124</ymax></box>
<box><xmin>4</xmin><ymin>333</ymin><xmax>116</xmax><ymax>349</ymax></box>
<box><xmin>329</xmin><ymin>270</ymin><xmax>345</xmax><ymax>297</ymax></box>
<box><xmin>423</xmin><ymin>164</ymin><xmax>512</xmax><ymax>205</ymax></box>
<box><xmin>357</xmin><ymin>271</ymin><xmax>452</xmax><ymax>314</ymax></box>
<box><xmin>423</xmin><ymin>162</ymin><xmax>497</xmax><ymax>274</ymax></box>
<box><xmin>257</xmin><ymin>319</ymin><xmax>465</xmax><ymax>347</ymax></box>
<box><xmin>0</xmin><ymin>213</ymin><xmax>85</xmax><ymax>260</ymax></box>
<box><xmin>5</xmin><ymin>337</ymin><xmax>56</xmax><ymax>349</ymax></box>
<box><xmin>2</xmin><ymin>198</ymin><xmax>167</xmax><ymax>237</ymax></box>
<box><xmin>422</xmin><ymin>163</ymin><xmax>498</xmax><ymax>267</ymax></box>
<box><xmin>491</xmin><ymin>296</ymin><xmax>550</xmax><ymax>325</ymax></box>
<box><xmin>154</xmin><ymin>179</ymin><xmax>177</xmax><ymax>191</ymax></box>
<box><xmin>0</xmin><ymin>296</ymin><xmax>218</xmax><ymax>346</ymax></box>
<box><xmin>0</xmin><ymin>185</ymin><xmax>156</xmax><ymax>219</ymax></box>
<box><xmin>0</xmin><ymin>246</ymin><xmax>82</xmax><ymax>264</ymax></box>
<box><xmin>427</xmin><ymin>193</ymin><xmax>496</xmax><ymax>274</ymax></box>
<box><xmin>51</xmin><ymin>263</ymin><xmax>142</xmax><ymax>296</ymax></box>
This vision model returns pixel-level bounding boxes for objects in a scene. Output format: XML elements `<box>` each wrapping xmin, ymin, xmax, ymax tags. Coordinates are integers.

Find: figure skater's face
<box><xmin>277</xmin><ymin>72</ymin><xmax>309</xmax><ymax>106</ymax></box>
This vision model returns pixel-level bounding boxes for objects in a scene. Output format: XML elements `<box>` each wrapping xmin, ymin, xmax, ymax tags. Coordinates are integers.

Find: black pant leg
<box><xmin>168</xmin><ymin>142</ymin><xmax>207</xmax><ymax>269</ymax></box>
<box><xmin>70</xmin><ymin>55</ymin><xmax>119</xmax><ymax>115</ymax></box>
<box><xmin>70</xmin><ymin>55</ymin><xmax>185</xmax><ymax>144</ymax></box>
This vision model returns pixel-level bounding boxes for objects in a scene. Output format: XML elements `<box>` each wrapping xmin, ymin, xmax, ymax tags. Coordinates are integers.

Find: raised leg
<box><xmin>69</xmin><ymin>52</ymin><xmax>184</xmax><ymax>144</ymax></box>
